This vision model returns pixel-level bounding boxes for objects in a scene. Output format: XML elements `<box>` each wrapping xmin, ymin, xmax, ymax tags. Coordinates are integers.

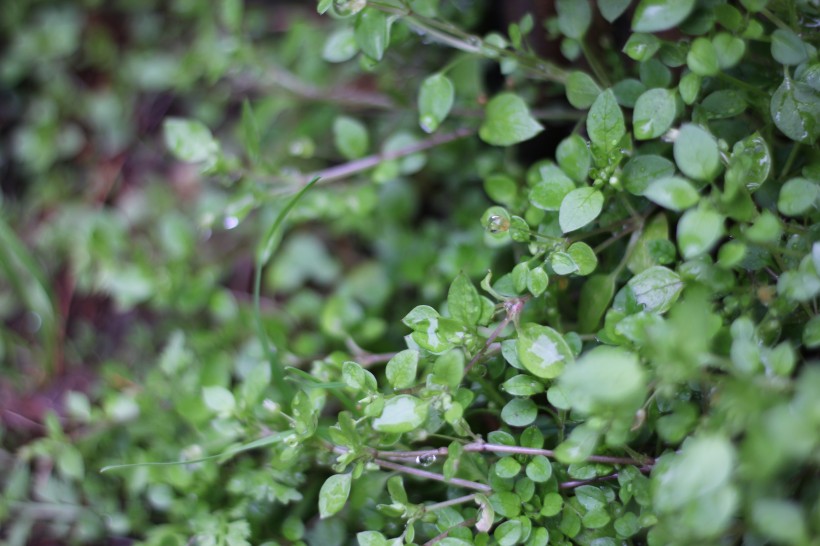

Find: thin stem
<box><xmin>421</xmin><ymin>518</ymin><xmax>476</xmax><ymax>546</ymax></box>
<box><xmin>424</xmin><ymin>493</ymin><xmax>478</xmax><ymax>512</ymax></box>
<box><xmin>716</xmin><ymin>73</ymin><xmax>768</xmax><ymax>97</ymax></box>
<box><xmin>373</xmin><ymin>442</ymin><xmax>654</xmax><ymax>466</ymax></box>
<box><xmin>612</xmin><ymin>226</ymin><xmax>645</xmax><ymax>279</ymax></box>
<box><xmin>464</xmin><ymin>317</ymin><xmax>511</xmax><ymax>374</ymax></box>
<box><xmin>778</xmin><ymin>142</ymin><xmax>800</xmax><ymax>181</ymax></box>
<box><xmin>369</xmin><ymin>2</ymin><xmax>568</xmax><ymax>84</ymax></box>
<box><xmin>237</xmin><ymin>65</ymin><xmax>396</xmax><ymax>110</ymax></box>
<box><xmin>283</xmin><ymin>127</ymin><xmax>473</xmax><ymax>187</ymax></box>
<box><xmin>559</xmin><ymin>464</ymin><xmax>653</xmax><ymax>490</ymax></box>
<box><xmin>593</xmin><ymin>223</ymin><xmax>641</xmax><ymax>255</ymax></box>
<box><xmin>760</xmin><ymin>8</ymin><xmax>791</xmax><ymax>31</ymax></box>
<box><xmin>580</xmin><ymin>41</ymin><xmax>609</xmax><ymax>88</ymax></box>
<box><xmin>372</xmin><ymin>458</ymin><xmax>492</xmax><ymax>492</ymax></box>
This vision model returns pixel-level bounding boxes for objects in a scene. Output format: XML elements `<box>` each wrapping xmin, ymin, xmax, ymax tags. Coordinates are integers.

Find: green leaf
<box><xmin>385</xmin><ymin>350</ymin><xmax>419</xmax><ymax>390</ymax></box>
<box><xmin>559</xmin><ymin>346</ymin><xmax>645</xmax><ymax>413</ymax></box>
<box><xmin>556</xmin><ymin>0</ymin><xmax>592</xmax><ymax>39</ymax></box>
<box><xmin>778</xmin><ymin>177</ymin><xmax>820</xmax><ymax>216</ymax></box>
<box><xmin>448</xmin><ymin>272</ymin><xmax>482</xmax><ymax>325</ymax></box>
<box><xmin>622</xmin><ymin>155</ymin><xmax>676</xmax><ymax>195</ymax></box>
<box><xmin>555</xmin><ymin>423</ymin><xmax>600</xmax><ymax>463</ymax></box>
<box><xmin>597</xmin><ymin>0</ymin><xmax>632</xmax><ymax>22</ymax></box>
<box><xmin>778</xmin><ymin>271</ymin><xmax>820</xmax><ymax>302</ymax></box>
<box><xmin>643</xmin><ymin>176</ymin><xmax>699</xmax><ymax>211</ymax></box>
<box><xmin>516</xmin><ymin>323</ymin><xmax>574</xmax><ymax>379</ymax></box>
<box><xmin>771</xmin><ymin>29</ymin><xmax>808</xmax><ymax>66</ymax></box>
<box><xmin>586</xmin><ymin>89</ymin><xmax>625</xmax><ymax>160</ymax></box>
<box><xmin>354</xmin><ymin>8</ymin><xmax>391</xmax><ymax>61</ymax></box>
<box><xmin>687</xmin><ymin>37</ymin><xmax>719</xmax><ymax>76</ymax></box>
<box><xmin>372</xmin><ymin>395</ymin><xmax>428</xmax><ymax>433</ymax></box>
<box><xmin>579</xmin><ymin>274</ymin><xmax>615</xmax><ymax>332</ymax></box>
<box><xmin>568</xmin><ymin>242</ymin><xmax>598</xmax><ymax>275</ymax></box>
<box><xmin>529</xmin><ymin>165</ymin><xmax>576</xmax><ymax>211</ymax></box>
<box><xmin>627</xmin><ymin>266</ymin><xmax>683</xmax><ymax>314</ymax></box>
<box><xmin>653</xmin><ymin>435</ymin><xmax>736</xmax><ymax>520</ymax></box>
<box><xmin>566</xmin><ymin>71</ymin><xmax>602</xmax><ymax>109</ymax></box>
<box><xmin>525</xmin><ymin>455</ymin><xmax>553</xmax><ymax>482</ymax></box>
<box><xmin>712</xmin><ymin>32</ymin><xmax>745</xmax><ymax>68</ymax></box>
<box><xmin>480</xmin><ymin>93</ymin><xmax>544</xmax><ymax>146</ymax></box>
<box><xmin>628</xmin><ymin>213</ymin><xmax>670</xmax><ymax>273</ymax></box>
<box><xmin>559</xmin><ymin>187</ymin><xmax>604</xmax><ymax>233</ymax></box>
<box><xmin>502</xmin><ymin>375</ymin><xmax>545</xmax><ymax>396</ymax></box>
<box><xmin>632</xmin><ymin>0</ymin><xmax>695</xmax><ymax>32</ymax></box>
<box><xmin>633</xmin><ymin>88</ymin><xmax>676</xmax><ymax>140</ymax></box>
<box><xmin>343</xmin><ymin>360</ymin><xmax>377</xmax><ymax>391</ymax></box>
<box><xmin>556</xmin><ymin>134</ymin><xmax>591</xmax><ymax>183</ymax></box>
<box><xmin>623</xmin><ymin>33</ymin><xmax>661</xmax><ymax>62</ymax></box>
<box><xmin>679</xmin><ymin>72</ymin><xmax>702</xmax><ymax>105</ymax></box>
<box><xmin>677</xmin><ymin>207</ymin><xmax>724</xmax><ymax>259</ymax></box>
<box><xmin>541</xmin><ymin>492</ymin><xmax>564</xmax><ymax>517</ymax></box>
<box><xmin>323</xmin><ymin>28</ymin><xmax>359</xmax><ymax>63</ymax></box>
<box><xmin>728</xmin><ymin>132</ymin><xmax>771</xmax><ymax>192</ymax></box>
<box><xmin>484</xmin><ymin>174</ymin><xmax>518</xmax><ymax>205</ymax></box>
<box><xmin>673</xmin><ymin>124</ymin><xmax>721</xmax><ymax>182</ymax></box>
<box><xmin>497</xmin><ymin>519</ymin><xmax>526</xmax><ymax>546</ymax></box>
<box><xmin>804</xmin><ymin>315</ymin><xmax>820</xmax><ymax>348</ymax></box>
<box><xmin>490</xmin><ymin>491</ymin><xmax>522</xmax><ymax>518</ymax></box>
<box><xmin>771</xmin><ymin>77</ymin><xmax>820</xmax><ymax>143</ymax></box>
<box><xmin>613</xmin><ymin>78</ymin><xmax>648</xmax><ymax>107</ymax></box>
<box><xmin>318</xmin><ymin>473</ymin><xmax>352</xmax><ymax>519</ymax></box>
<box><xmin>751</xmin><ymin>499</ymin><xmax>808</xmax><ymax>546</ymax></box>
<box><xmin>418</xmin><ymin>73</ymin><xmax>455</xmax><ymax>133</ymax></box>
<box><xmin>333</xmin><ymin>116</ymin><xmax>369</xmax><ymax>160</ymax></box>
<box><xmin>551</xmin><ymin>251</ymin><xmax>579</xmax><ymax>276</ymax></box>
<box><xmin>495</xmin><ymin>456</ymin><xmax>523</xmax><ymax>478</ymax></box>
<box><xmin>614</xmin><ymin>512</ymin><xmax>641</xmax><ymax>538</ymax></box>
<box><xmin>527</xmin><ymin>266</ymin><xmax>550</xmax><ymax>296</ymax></box>
<box><xmin>163</xmin><ymin>118</ymin><xmax>219</xmax><ymax>164</ymax></box>
<box><xmin>357</xmin><ymin>531</ymin><xmax>387</xmax><ymax>546</ymax></box>
<box><xmin>501</xmin><ymin>398</ymin><xmax>538</xmax><ymax>427</ymax></box>
<box><xmin>432</xmin><ymin>349</ymin><xmax>465</xmax><ymax>389</ymax></box>
<box><xmin>202</xmin><ymin>386</ymin><xmax>236</xmax><ymax>415</ymax></box>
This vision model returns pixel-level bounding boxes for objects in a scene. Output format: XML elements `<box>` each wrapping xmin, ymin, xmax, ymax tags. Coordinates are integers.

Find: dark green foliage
<box><xmin>2</xmin><ymin>1</ymin><xmax>820</xmax><ymax>545</ymax></box>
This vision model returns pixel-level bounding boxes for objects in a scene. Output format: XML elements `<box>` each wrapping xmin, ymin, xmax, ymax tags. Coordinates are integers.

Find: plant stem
<box><xmin>369</xmin><ymin>2</ymin><xmax>568</xmax><ymax>84</ymax></box>
<box><xmin>374</xmin><ymin>442</ymin><xmax>654</xmax><ymax>466</ymax></box>
<box><xmin>778</xmin><ymin>142</ymin><xmax>800</xmax><ymax>181</ymax></box>
<box><xmin>559</xmin><ymin>464</ymin><xmax>653</xmax><ymax>490</ymax></box>
<box><xmin>284</xmin><ymin>127</ymin><xmax>474</xmax><ymax>187</ymax></box>
<box><xmin>716</xmin><ymin>73</ymin><xmax>768</xmax><ymax>97</ymax></box>
<box><xmin>580</xmin><ymin>41</ymin><xmax>610</xmax><ymax>88</ymax></box>
<box><xmin>421</xmin><ymin>518</ymin><xmax>476</xmax><ymax>546</ymax></box>
<box><xmin>423</xmin><ymin>493</ymin><xmax>478</xmax><ymax>512</ymax></box>
<box><xmin>464</xmin><ymin>300</ymin><xmax>524</xmax><ymax>374</ymax></box>
<box><xmin>372</xmin><ymin>458</ymin><xmax>492</xmax><ymax>492</ymax></box>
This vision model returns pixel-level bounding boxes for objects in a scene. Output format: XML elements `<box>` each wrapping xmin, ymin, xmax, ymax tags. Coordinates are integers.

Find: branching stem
<box><xmin>285</xmin><ymin>127</ymin><xmax>473</xmax><ymax>187</ymax></box>
<box><xmin>373</xmin><ymin>441</ymin><xmax>654</xmax><ymax>466</ymax></box>
<box><xmin>372</xmin><ymin>458</ymin><xmax>492</xmax><ymax>492</ymax></box>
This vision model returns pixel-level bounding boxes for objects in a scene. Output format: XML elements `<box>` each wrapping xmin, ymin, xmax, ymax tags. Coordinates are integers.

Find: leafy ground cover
<box><xmin>1</xmin><ymin>0</ymin><xmax>819</xmax><ymax>545</ymax></box>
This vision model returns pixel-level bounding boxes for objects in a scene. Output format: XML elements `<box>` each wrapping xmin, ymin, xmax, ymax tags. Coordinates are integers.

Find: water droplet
<box><xmin>485</xmin><ymin>214</ymin><xmax>510</xmax><ymax>233</ymax></box>
<box><xmin>223</xmin><ymin>216</ymin><xmax>239</xmax><ymax>230</ymax></box>
<box><xmin>416</xmin><ymin>454</ymin><xmax>437</xmax><ymax>467</ymax></box>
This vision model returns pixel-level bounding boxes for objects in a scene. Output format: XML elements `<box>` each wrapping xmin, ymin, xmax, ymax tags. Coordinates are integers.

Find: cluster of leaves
<box><xmin>2</xmin><ymin>0</ymin><xmax>820</xmax><ymax>545</ymax></box>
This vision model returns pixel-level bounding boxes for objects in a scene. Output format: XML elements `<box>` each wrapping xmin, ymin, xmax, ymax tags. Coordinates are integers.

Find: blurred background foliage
<box><xmin>0</xmin><ymin>0</ymin><xmax>505</xmax><ymax>544</ymax></box>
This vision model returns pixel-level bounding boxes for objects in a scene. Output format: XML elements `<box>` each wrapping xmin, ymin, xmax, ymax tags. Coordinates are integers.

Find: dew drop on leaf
<box><xmin>486</xmin><ymin>214</ymin><xmax>511</xmax><ymax>233</ymax></box>
<box><xmin>416</xmin><ymin>454</ymin><xmax>437</xmax><ymax>467</ymax></box>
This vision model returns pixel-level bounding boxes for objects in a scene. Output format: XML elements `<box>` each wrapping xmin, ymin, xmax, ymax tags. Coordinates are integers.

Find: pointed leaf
<box><xmin>480</xmin><ymin>93</ymin><xmax>544</xmax><ymax>146</ymax></box>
